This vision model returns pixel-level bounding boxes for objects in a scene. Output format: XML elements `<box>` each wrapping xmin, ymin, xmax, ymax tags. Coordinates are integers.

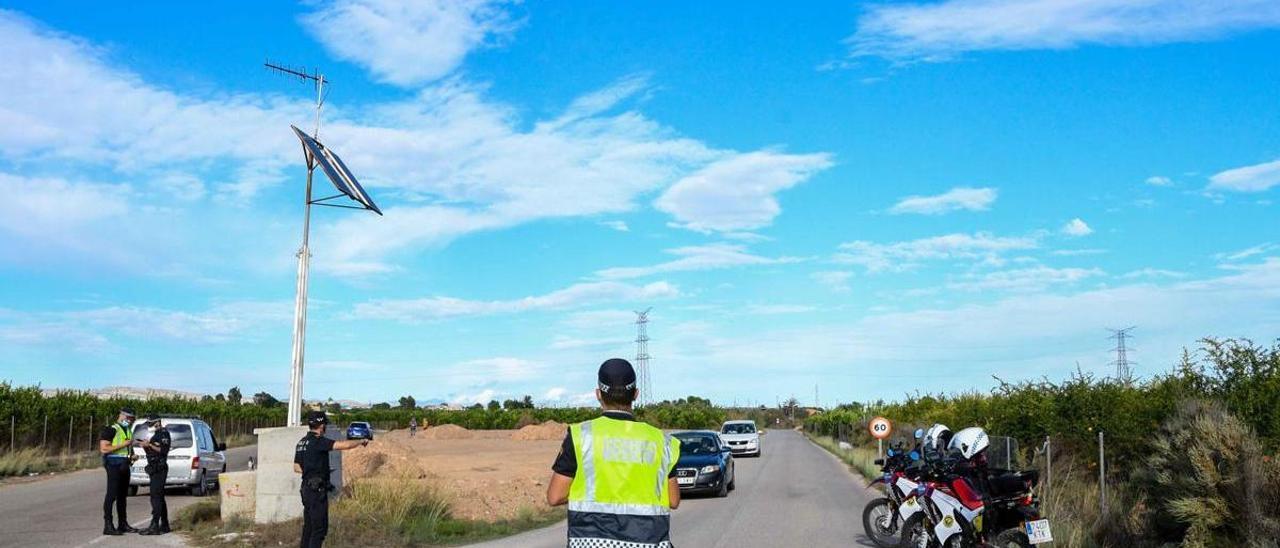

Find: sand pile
<box><xmin>344</xmin><ymin>431</ymin><xmax>427</xmax><ymax>481</ymax></box>
<box><xmin>511</xmin><ymin>420</ymin><xmax>568</xmax><ymax>441</ymax></box>
<box><xmin>420</xmin><ymin>424</ymin><xmax>474</xmax><ymax>440</ymax></box>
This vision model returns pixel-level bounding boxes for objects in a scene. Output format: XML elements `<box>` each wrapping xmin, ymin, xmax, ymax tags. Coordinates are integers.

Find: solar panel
<box><xmin>291</xmin><ymin>125</ymin><xmax>382</xmax><ymax>215</ymax></box>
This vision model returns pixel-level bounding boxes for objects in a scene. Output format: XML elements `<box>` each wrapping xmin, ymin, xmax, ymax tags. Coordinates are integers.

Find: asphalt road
<box><xmin>465</xmin><ymin>429</ymin><xmax>880</xmax><ymax>548</ymax></box>
<box><xmin>0</xmin><ymin>445</ymin><xmax>256</xmax><ymax>548</ymax></box>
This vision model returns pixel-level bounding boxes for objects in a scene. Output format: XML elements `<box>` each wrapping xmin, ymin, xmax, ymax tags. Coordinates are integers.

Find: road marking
<box><xmin>75</xmin><ymin>517</ymin><xmax>159</xmax><ymax>548</ymax></box>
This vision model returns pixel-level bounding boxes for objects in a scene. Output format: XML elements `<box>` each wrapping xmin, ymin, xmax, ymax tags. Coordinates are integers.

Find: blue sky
<box><xmin>2</xmin><ymin>0</ymin><xmax>1279</xmax><ymax>407</ymax></box>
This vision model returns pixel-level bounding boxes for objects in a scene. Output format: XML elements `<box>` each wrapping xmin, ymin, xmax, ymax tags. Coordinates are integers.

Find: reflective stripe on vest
<box><xmin>567</xmin><ymin>416</ymin><xmax>680</xmax><ymax>548</ymax></box>
<box><xmin>109</xmin><ymin>423</ymin><xmax>132</xmax><ymax>458</ymax></box>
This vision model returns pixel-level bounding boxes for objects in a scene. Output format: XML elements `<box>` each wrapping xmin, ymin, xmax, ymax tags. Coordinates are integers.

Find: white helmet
<box><xmin>949</xmin><ymin>427</ymin><xmax>990</xmax><ymax>460</ymax></box>
<box><xmin>923</xmin><ymin>424</ymin><xmax>951</xmax><ymax>451</ymax></box>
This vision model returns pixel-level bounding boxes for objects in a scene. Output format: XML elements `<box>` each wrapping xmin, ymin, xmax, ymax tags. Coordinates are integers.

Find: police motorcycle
<box><xmin>861</xmin><ymin>425</ymin><xmax>949</xmax><ymax>548</ymax></box>
<box><xmin>900</xmin><ymin>427</ymin><xmax>1048</xmax><ymax>548</ymax></box>
<box><xmin>861</xmin><ymin>435</ymin><xmax>920</xmax><ymax>547</ymax></box>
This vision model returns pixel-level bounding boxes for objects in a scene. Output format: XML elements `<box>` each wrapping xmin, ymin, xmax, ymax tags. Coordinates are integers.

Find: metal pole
<box><xmin>1098</xmin><ymin>431</ymin><xmax>1106</xmax><ymax>512</ymax></box>
<box><xmin>878</xmin><ymin>438</ymin><xmax>883</xmax><ymax>458</ymax></box>
<box><xmin>89</xmin><ymin>416</ymin><xmax>94</xmax><ymax>451</ymax></box>
<box><xmin>1045</xmin><ymin>436</ymin><xmax>1052</xmax><ymax>503</ymax></box>
<box><xmin>67</xmin><ymin>417</ymin><xmax>74</xmax><ymax>455</ymax></box>
<box><xmin>9</xmin><ymin>415</ymin><xmax>14</xmax><ymax>452</ymax></box>
<box><xmin>42</xmin><ymin>415</ymin><xmax>48</xmax><ymax>451</ymax></box>
<box><xmin>287</xmin><ymin>167</ymin><xmax>315</xmax><ymax>428</ymax></box>
<box><xmin>1006</xmin><ymin>437</ymin><xmax>1012</xmax><ymax>469</ymax></box>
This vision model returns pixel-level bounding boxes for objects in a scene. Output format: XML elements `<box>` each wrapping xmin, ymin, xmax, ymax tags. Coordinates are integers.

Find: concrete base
<box><xmin>251</xmin><ymin>426</ymin><xmax>344</xmax><ymax>524</ymax></box>
<box><xmin>219</xmin><ymin>471</ymin><xmax>256</xmax><ymax>522</ymax></box>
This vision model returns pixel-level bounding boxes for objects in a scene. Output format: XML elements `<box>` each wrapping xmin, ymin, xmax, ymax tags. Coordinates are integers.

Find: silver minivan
<box><xmin>128</xmin><ymin>417</ymin><xmax>227</xmax><ymax>496</ymax></box>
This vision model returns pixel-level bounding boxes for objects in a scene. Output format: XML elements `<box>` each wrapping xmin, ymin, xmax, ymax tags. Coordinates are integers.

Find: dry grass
<box><xmin>805</xmin><ymin>433</ymin><xmax>881</xmax><ymax>481</ymax></box>
<box><xmin>0</xmin><ymin>449</ymin><xmax>99</xmax><ymax>477</ymax></box>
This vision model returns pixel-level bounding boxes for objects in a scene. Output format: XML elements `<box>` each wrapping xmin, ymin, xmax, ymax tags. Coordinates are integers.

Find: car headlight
<box><xmin>700</xmin><ymin>464</ymin><xmax>721</xmax><ymax>474</ymax></box>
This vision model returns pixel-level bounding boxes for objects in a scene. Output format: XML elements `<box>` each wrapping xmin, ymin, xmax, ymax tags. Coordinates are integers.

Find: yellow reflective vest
<box><xmin>567</xmin><ymin>415</ymin><xmax>680</xmax><ymax>548</ymax></box>
<box><xmin>107</xmin><ymin>423</ymin><xmax>133</xmax><ymax>458</ymax></box>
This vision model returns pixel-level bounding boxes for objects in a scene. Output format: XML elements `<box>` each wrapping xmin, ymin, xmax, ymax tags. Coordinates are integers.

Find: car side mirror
<box><xmin>216</xmin><ymin>442</ymin><xmax>227</xmax><ymax>452</ymax></box>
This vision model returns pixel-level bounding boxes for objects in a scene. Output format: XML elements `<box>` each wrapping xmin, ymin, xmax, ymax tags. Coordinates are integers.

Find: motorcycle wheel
<box><xmin>990</xmin><ymin>529</ymin><xmax>1031</xmax><ymax>548</ymax></box>
<box><xmin>902</xmin><ymin>514</ymin><xmax>938</xmax><ymax>548</ymax></box>
<box><xmin>861</xmin><ymin>497</ymin><xmax>901</xmax><ymax>547</ymax></box>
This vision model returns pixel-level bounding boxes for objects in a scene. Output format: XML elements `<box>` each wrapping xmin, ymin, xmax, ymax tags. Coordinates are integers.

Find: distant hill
<box><xmin>41</xmin><ymin>385</ymin><xmax>205</xmax><ymax>401</ymax></box>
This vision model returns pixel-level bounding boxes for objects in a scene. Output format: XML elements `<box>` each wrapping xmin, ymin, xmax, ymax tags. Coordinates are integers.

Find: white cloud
<box><xmin>844</xmin><ymin>0</ymin><xmax>1280</xmax><ymax>63</ymax></box>
<box><xmin>1215</xmin><ymin>243</ymin><xmax>1276</xmax><ymax>263</ymax></box>
<box><xmin>654</xmin><ymin>151</ymin><xmax>834</xmax><ymax>233</ymax></box>
<box><xmin>1061</xmin><ymin>218</ymin><xmax>1093</xmax><ymax>237</ymax></box>
<box><xmin>947</xmin><ymin>266</ymin><xmax>1104</xmax><ymax>292</ymax></box>
<box><xmin>811</xmin><ymin>270</ymin><xmax>854</xmax><ymax>293</ymax></box>
<box><xmin>446</xmin><ymin>357</ymin><xmax>541</xmax><ymax>382</ymax></box>
<box><xmin>300</xmin><ymin>0</ymin><xmax>521</xmax><ymax>87</ymax></box>
<box><xmin>888</xmin><ymin>186</ymin><xmax>997</xmax><ymax>215</ymax></box>
<box><xmin>560</xmin><ymin>310</ymin><xmax>638</xmax><ymax>330</ymax></box>
<box><xmin>351</xmin><ymin>281</ymin><xmax>679</xmax><ymax>321</ymax></box>
<box><xmin>596</xmin><ymin>243</ymin><xmax>801</xmax><ymax>280</ymax></box>
<box><xmin>0</xmin><ymin>301</ymin><xmax>290</xmax><ymax>351</ymax></box>
<box><xmin>1052</xmin><ymin>248</ymin><xmax>1107</xmax><ymax>256</ymax></box>
<box><xmin>542</xmin><ymin>387</ymin><xmax>568</xmax><ymax>400</ymax></box>
<box><xmin>1120</xmin><ymin>268</ymin><xmax>1186</xmax><ymax>279</ymax></box>
<box><xmin>834</xmin><ymin>232</ymin><xmax>1038</xmax><ymax>272</ymax></box>
<box><xmin>450</xmin><ymin>388</ymin><xmax>497</xmax><ymax>406</ymax></box>
<box><xmin>1208</xmin><ymin>159</ymin><xmax>1280</xmax><ymax>192</ymax></box>
<box><xmin>600</xmin><ymin>220</ymin><xmax>630</xmax><ymax>232</ymax></box>
<box><xmin>1145</xmin><ymin>175</ymin><xmax>1173</xmax><ymax>186</ymax></box>
<box><xmin>747</xmin><ymin>304</ymin><xmax>817</xmax><ymax>315</ymax></box>
<box><xmin>549</xmin><ymin>335</ymin><xmax>630</xmax><ymax>350</ymax></box>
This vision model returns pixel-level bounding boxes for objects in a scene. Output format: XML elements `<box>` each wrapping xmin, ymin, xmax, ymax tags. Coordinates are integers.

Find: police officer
<box><xmin>294</xmin><ymin>411</ymin><xmax>369</xmax><ymax>548</ymax></box>
<box><xmin>98</xmin><ymin>407</ymin><xmax>140</xmax><ymax>536</ymax></box>
<box><xmin>546</xmin><ymin>358</ymin><xmax>682</xmax><ymax>548</ymax></box>
<box><xmin>139</xmin><ymin>414</ymin><xmax>171</xmax><ymax>535</ymax></box>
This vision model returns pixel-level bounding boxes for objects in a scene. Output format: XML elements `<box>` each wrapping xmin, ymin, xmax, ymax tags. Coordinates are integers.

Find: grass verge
<box><xmin>179</xmin><ymin>475</ymin><xmax>565</xmax><ymax>547</ymax></box>
<box><xmin>804</xmin><ymin>432</ymin><xmax>880</xmax><ymax>481</ymax></box>
<box><xmin>0</xmin><ymin>449</ymin><xmax>100</xmax><ymax>477</ymax></box>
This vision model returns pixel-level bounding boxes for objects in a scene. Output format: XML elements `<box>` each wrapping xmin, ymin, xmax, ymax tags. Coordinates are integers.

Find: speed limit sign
<box><xmin>869</xmin><ymin>417</ymin><xmax>892</xmax><ymax>440</ymax></box>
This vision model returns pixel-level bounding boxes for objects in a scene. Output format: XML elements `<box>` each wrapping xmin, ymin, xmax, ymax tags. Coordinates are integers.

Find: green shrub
<box><xmin>1131</xmin><ymin>400</ymin><xmax>1280</xmax><ymax>547</ymax></box>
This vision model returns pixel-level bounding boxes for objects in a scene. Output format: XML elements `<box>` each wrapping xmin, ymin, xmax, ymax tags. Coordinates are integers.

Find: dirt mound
<box><xmin>420</xmin><ymin>424</ymin><xmax>474</xmax><ymax>440</ymax></box>
<box><xmin>511</xmin><ymin>421</ymin><xmax>568</xmax><ymax>441</ymax></box>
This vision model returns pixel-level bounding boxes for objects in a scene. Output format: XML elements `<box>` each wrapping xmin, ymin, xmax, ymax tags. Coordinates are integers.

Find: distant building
<box><xmin>41</xmin><ymin>386</ymin><xmax>205</xmax><ymax>401</ymax></box>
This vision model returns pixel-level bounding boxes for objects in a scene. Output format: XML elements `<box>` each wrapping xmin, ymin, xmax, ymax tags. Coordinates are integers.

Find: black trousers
<box><xmin>300</xmin><ymin>486</ymin><xmax>329</xmax><ymax>548</ymax></box>
<box><xmin>148</xmin><ymin>465</ymin><xmax>169</xmax><ymax>527</ymax></box>
<box><xmin>102</xmin><ymin>459</ymin><xmax>130</xmax><ymax>525</ymax></box>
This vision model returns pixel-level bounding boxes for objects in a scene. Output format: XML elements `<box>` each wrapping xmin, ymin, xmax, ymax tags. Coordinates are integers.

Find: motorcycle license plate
<box><xmin>1024</xmin><ymin>519</ymin><xmax>1053</xmax><ymax>544</ymax></box>
<box><xmin>677</xmin><ymin>477</ymin><xmax>695</xmax><ymax>486</ymax></box>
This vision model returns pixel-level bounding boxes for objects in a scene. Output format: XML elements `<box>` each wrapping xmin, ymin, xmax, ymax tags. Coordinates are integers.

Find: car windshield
<box><xmin>675</xmin><ymin>434</ymin><xmax>720</xmax><ymax>455</ymax></box>
<box><xmin>133</xmin><ymin>423</ymin><xmax>193</xmax><ymax>449</ymax></box>
<box><xmin>349</xmin><ymin>423</ymin><xmax>368</xmax><ymax>428</ymax></box>
<box><xmin>722</xmin><ymin>423</ymin><xmax>756</xmax><ymax>434</ymax></box>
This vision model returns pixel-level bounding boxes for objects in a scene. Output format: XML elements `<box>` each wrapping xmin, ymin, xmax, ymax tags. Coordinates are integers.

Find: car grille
<box><xmin>676</xmin><ymin>468</ymin><xmax>697</xmax><ymax>478</ymax></box>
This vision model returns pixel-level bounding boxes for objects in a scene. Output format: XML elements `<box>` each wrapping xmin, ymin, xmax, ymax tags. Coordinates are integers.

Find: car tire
<box><xmin>191</xmin><ymin>471</ymin><xmax>207</xmax><ymax>497</ymax></box>
<box><xmin>128</xmin><ymin>485</ymin><xmax>139</xmax><ymax>497</ymax></box>
<box><xmin>728</xmin><ymin>466</ymin><xmax>736</xmax><ymax>491</ymax></box>
<box><xmin>716</xmin><ymin>476</ymin><xmax>729</xmax><ymax>498</ymax></box>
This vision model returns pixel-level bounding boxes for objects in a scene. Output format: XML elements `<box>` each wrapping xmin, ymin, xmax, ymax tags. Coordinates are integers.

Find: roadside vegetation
<box><xmin>806</xmin><ymin>337</ymin><xmax>1280</xmax><ymax>547</ymax></box>
<box><xmin>176</xmin><ymin>476</ymin><xmax>565</xmax><ymax>547</ymax></box>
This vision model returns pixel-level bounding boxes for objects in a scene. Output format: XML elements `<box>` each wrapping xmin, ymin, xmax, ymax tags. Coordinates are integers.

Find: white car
<box><xmin>128</xmin><ymin>417</ymin><xmax>227</xmax><ymax>497</ymax></box>
<box><xmin>719</xmin><ymin>420</ymin><xmax>761</xmax><ymax>457</ymax></box>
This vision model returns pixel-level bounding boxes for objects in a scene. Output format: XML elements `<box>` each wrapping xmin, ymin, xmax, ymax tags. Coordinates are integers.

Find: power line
<box><xmin>1107</xmin><ymin>326</ymin><xmax>1137</xmax><ymax>384</ymax></box>
<box><xmin>635</xmin><ymin>308</ymin><xmax>653</xmax><ymax>407</ymax></box>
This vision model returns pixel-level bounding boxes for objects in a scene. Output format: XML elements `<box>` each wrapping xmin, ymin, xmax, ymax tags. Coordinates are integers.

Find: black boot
<box><xmin>103</xmin><ymin>519</ymin><xmax>122</xmax><ymax>536</ymax></box>
<box><xmin>139</xmin><ymin>521</ymin><xmax>161</xmax><ymax>536</ymax></box>
<box><xmin>117</xmin><ymin>522</ymin><xmax>139</xmax><ymax>533</ymax></box>
<box><xmin>160</xmin><ymin>521</ymin><xmax>171</xmax><ymax>534</ymax></box>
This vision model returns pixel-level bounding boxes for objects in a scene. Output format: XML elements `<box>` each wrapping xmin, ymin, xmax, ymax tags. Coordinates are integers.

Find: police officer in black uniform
<box><xmin>294</xmin><ymin>411</ymin><xmax>369</xmax><ymax>548</ymax></box>
<box><xmin>139</xmin><ymin>414</ymin><xmax>172</xmax><ymax>535</ymax></box>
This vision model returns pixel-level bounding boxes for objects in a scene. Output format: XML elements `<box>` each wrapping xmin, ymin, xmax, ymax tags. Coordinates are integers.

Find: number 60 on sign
<box><xmin>868</xmin><ymin>417</ymin><xmax>892</xmax><ymax>440</ymax></box>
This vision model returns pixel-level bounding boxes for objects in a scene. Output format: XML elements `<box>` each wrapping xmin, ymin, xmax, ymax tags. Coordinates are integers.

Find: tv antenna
<box><xmin>265</xmin><ymin>60</ymin><xmax>329</xmax><ymax>139</ymax></box>
<box><xmin>265</xmin><ymin>59</ymin><xmax>381</xmax><ymax>427</ymax></box>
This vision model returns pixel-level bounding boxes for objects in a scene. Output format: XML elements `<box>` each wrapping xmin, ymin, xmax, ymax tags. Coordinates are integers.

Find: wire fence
<box><xmin>0</xmin><ymin>414</ymin><xmax>286</xmax><ymax>456</ymax></box>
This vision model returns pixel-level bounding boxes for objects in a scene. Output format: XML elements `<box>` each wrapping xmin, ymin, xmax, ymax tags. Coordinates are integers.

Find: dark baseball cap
<box><xmin>306</xmin><ymin>411</ymin><xmax>329</xmax><ymax>426</ymax></box>
<box><xmin>120</xmin><ymin>407</ymin><xmax>136</xmax><ymax>417</ymax></box>
<box><xmin>145</xmin><ymin>414</ymin><xmax>162</xmax><ymax>424</ymax></box>
<box><xmin>598</xmin><ymin>358</ymin><xmax>637</xmax><ymax>393</ymax></box>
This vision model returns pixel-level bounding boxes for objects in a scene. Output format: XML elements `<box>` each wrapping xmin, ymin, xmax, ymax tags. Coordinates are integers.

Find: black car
<box><xmin>672</xmin><ymin>431</ymin><xmax>735</xmax><ymax>497</ymax></box>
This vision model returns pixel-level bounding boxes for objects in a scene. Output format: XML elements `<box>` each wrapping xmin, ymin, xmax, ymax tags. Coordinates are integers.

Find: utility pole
<box><xmin>635</xmin><ymin>308</ymin><xmax>653</xmax><ymax>407</ymax></box>
<box><xmin>815</xmin><ymin>384</ymin><xmax>820</xmax><ymax>410</ymax></box>
<box><xmin>1107</xmin><ymin>326</ymin><xmax>1137</xmax><ymax>384</ymax></box>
